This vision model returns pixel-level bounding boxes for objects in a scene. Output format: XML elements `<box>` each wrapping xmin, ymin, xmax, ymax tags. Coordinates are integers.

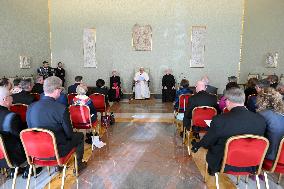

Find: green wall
<box><xmin>240</xmin><ymin>0</ymin><xmax>284</xmax><ymax>83</ymax></box>
<box><xmin>0</xmin><ymin>0</ymin><xmax>50</xmax><ymax>79</ymax></box>
<box><xmin>50</xmin><ymin>0</ymin><xmax>243</xmax><ymax>93</ymax></box>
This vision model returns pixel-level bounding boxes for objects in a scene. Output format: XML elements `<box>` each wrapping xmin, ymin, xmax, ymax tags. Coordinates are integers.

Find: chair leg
<box><xmin>264</xmin><ymin>172</ymin><xmax>269</xmax><ymax>189</ymax></box>
<box><xmin>245</xmin><ymin>175</ymin><xmax>249</xmax><ymax>183</ymax></box>
<box><xmin>236</xmin><ymin>175</ymin><xmax>240</xmax><ymax>185</ymax></box>
<box><xmin>204</xmin><ymin>163</ymin><xmax>208</xmax><ymax>183</ymax></box>
<box><xmin>256</xmin><ymin>175</ymin><xmax>260</xmax><ymax>189</ymax></box>
<box><xmin>47</xmin><ymin>166</ymin><xmax>51</xmax><ymax>176</ymax></box>
<box><xmin>182</xmin><ymin>127</ymin><xmax>186</xmax><ymax>144</ymax></box>
<box><xmin>12</xmin><ymin>167</ymin><xmax>18</xmax><ymax>189</ymax></box>
<box><xmin>215</xmin><ymin>173</ymin><xmax>220</xmax><ymax>189</ymax></box>
<box><xmin>278</xmin><ymin>173</ymin><xmax>282</xmax><ymax>184</ymax></box>
<box><xmin>74</xmin><ymin>154</ymin><xmax>78</xmax><ymax>177</ymax></box>
<box><xmin>26</xmin><ymin>165</ymin><xmax>32</xmax><ymax>189</ymax></box>
<box><xmin>33</xmin><ymin>165</ymin><xmax>37</xmax><ymax>178</ymax></box>
<box><xmin>61</xmin><ymin>165</ymin><xmax>67</xmax><ymax>189</ymax></box>
<box><xmin>187</xmin><ymin>130</ymin><xmax>191</xmax><ymax>156</ymax></box>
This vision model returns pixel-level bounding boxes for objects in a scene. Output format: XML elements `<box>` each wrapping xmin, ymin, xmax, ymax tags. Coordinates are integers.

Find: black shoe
<box><xmin>208</xmin><ymin>167</ymin><xmax>215</xmax><ymax>176</ymax></box>
<box><xmin>180</xmin><ymin>131</ymin><xmax>184</xmax><ymax>138</ymax></box>
<box><xmin>85</xmin><ymin>137</ymin><xmax>92</xmax><ymax>144</ymax></box>
<box><xmin>77</xmin><ymin>162</ymin><xmax>87</xmax><ymax>173</ymax></box>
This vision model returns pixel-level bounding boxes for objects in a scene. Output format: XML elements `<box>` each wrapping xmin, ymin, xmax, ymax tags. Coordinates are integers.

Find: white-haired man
<box><xmin>134</xmin><ymin>67</ymin><xmax>150</xmax><ymax>99</ymax></box>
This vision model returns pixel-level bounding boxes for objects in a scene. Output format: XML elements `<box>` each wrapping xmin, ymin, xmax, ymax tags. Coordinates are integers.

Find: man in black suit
<box><xmin>27</xmin><ymin>76</ymin><xmax>87</xmax><ymax>171</ymax></box>
<box><xmin>55</xmin><ymin>62</ymin><xmax>65</xmax><ymax>87</ymax></box>
<box><xmin>68</xmin><ymin>76</ymin><xmax>83</xmax><ymax>94</ymax></box>
<box><xmin>37</xmin><ymin>61</ymin><xmax>53</xmax><ymax>79</ymax></box>
<box><xmin>12</xmin><ymin>78</ymin><xmax>35</xmax><ymax>105</ymax></box>
<box><xmin>201</xmin><ymin>76</ymin><xmax>218</xmax><ymax>95</ymax></box>
<box><xmin>191</xmin><ymin>88</ymin><xmax>266</xmax><ymax>174</ymax></box>
<box><xmin>183</xmin><ymin>80</ymin><xmax>218</xmax><ymax>135</ymax></box>
<box><xmin>31</xmin><ymin>75</ymin><xmax>44</xmax><ymax>94</ymax></box>
<box><xmin>0</xmin><ymin>86</ymin><xmax>27</xmax><ymax>175</ymax></box>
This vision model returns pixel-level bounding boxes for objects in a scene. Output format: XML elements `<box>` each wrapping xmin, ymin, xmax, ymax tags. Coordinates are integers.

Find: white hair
<box><xmin>0</xmin><ymin>87</ymin><xmax>9</xmax><ymax>103</ymax></box>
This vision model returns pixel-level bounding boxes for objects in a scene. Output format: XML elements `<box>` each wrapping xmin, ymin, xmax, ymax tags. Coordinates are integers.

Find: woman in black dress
<box><xmin>109</xmin><ymin>70</ymin><xmax>122</xmax><ymax>102</ymax></box>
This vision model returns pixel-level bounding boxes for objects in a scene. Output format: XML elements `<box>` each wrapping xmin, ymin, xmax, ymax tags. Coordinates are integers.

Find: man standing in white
<box><xmin>134</xmin><ymin>67</ymin><xmax>150</xmax><ymax>99</ymax></box>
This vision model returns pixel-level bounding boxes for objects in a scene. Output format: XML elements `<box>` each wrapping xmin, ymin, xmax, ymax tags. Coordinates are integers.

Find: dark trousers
<box><xmin>58</xmin><ymin>132</ymin><xmax>84</xmax><ymax>162</ymax></box>
<box><xmin>183</xmin><ymin>116</ymin><xmax>191</xmax><ymax>131</ymax></box>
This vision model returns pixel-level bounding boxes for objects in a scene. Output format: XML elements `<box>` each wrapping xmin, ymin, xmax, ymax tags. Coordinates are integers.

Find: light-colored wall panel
<box><xmin>50</xmin><ymin>0</ymin><xmax>243</xmax><ymax>93</ymax></box>
<box><xmin>0</xmin><ymin>0</ymin><xmax>50</xmax><ymax>78</ymax></box>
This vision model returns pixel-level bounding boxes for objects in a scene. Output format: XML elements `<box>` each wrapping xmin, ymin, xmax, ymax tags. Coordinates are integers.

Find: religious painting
<box><xmin>132</xmin><ymin>24</ymin><xmax>152</xmax><ymax>51</ymax></box>
<box><xmin>265</xmin><ymin>52</ymin><xmax>278</xmax><ymax>68</ymax></box>
<box><xmin>190</xmin><ymin>26</ymin><xmax>206</xmax><ymax>68</ymax></box>
<box><xmin>83</xmin><ymin>28</ymin><xmax>97</xmax><ymax>68</ymax></box>
<box><xmin>19</xmin><ymin>55</ymin><xmax>31</xmax><ymax>69</ymax></box>
<box><xmin>247</xmin><ymin>73</ymin><xmax>259</xmax><ymax>80</ymax></box>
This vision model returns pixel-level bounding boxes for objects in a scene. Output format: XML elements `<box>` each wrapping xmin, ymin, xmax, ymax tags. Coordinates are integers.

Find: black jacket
<box><xmin>12</xmin><ymin>90</ymin><xmax>35</xmax><ymax>105</ymax></box>
<box><xmin>27</xmin><ymin>96</ymin><xmax>74</xmax><ymax>145</ymax></box>
<box><xmin>195</xmin><ymin>106</ymin><xmax>266</xmax><ymax>173</ymax></box>
<box><xmin>68</xmin><ymin>83</ymin><xmax>80</xmax><ymax>94</ymax></box>
<box><xmin>31</xmin><ymin>83</ymin><xmax>44</xmax><ymax>94</ymax></box>
<box><xmin>0</xmin><ymin>106</ymin><xmax>25</xmax><ymax>167</ymax></box>
<box><xmin>184</xmin><ymin>90</ymin><xmax>218</xmax><ymax>120</ymax></box>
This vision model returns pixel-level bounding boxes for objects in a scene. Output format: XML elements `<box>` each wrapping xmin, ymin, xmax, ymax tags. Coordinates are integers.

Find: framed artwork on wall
<box><xmin>247</xmin><ymin>73</ymin><xmax>259</xmax><ymax>80</ymax></box>
<box><xmin>190</xmin><ymin>26</ymin><xmax>206</xmax><ymax>68</ymax></box>
<box><xmin>265</xmin><ymin>52</ymin><xmax>278</xmax><ymax>68</ymax></box>
<box><xmin>19</xmin><ymin>55</ymin><xmax>31</xmax><ymax>69</ymax></box>
<box><xmin>83</xmin><ymin>28</ymin><xmax>97</xmax><ymax>68</ymax></box>
<box><xmin>132</xmin><ymin>24</ymin><xmax>152</xmax><ymax>51</ymax></box>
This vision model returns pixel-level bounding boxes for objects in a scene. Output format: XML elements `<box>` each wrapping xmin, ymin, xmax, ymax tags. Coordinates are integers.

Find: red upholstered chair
<box><xmin>69</xmin><ymin>105</ymin><xmax>98</xmax><ymax>150</ymax></box>
<box><xmin>10</xmin><ymin>103</ymin><xmax>28</xmax><ymax>123</ymax></box>
<box><xmin>67</xmin><ymin>93</ymin><xmax>77</xmax><ymax>105</ymax></box>
<box><xmin>223</xmin><ymin>107</ymin><xmax>230</xmax><ymax>113</ymax></box>
<box><xmin>20</xmin><ymin>128</ymin><xmax>78</xmax><ymax>189</ymax></box>
<box><xmin>262</xmin><ymin>137</ymin><xmax>284</xmax><ymax>186</ymax></box>
<box><xmin>214</xmin><ymin>135</ymin><xmax>269</xmax><ymax>189</ymax></box>
<box><xmin>177</xmin><ymin>94</ymin><xmax>192</xmax><ymax>113</ymax></box>
<box><xmin>185</xmin><ymin>106</ymin><xmax>217</xmax><ymax>154</ymax></box>
<box><xmin>30</xmin><ymin>93</ymin><xmax>40</xmax><ymax>101</ymax></box>
<box><xmin>89</xmin><ymin>93</ymin><xmax>109</xmax><ymax>116</ymax></box>
<box><xmin>0</xmin><ymin>135</ymin><xmax>20</xmax><ymax>189</ymax></box>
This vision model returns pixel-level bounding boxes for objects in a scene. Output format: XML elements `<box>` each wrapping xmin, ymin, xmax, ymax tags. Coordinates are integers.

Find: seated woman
<box><xmin>244</xmin><ymin>78</ymin><xmax>258</xmax><ymax>106</ymax></box>
<box><xmin>94</xmin><ymin>79</ymin><xmax>109</xmax><ymax>105</ymax></box>
<box><xmin>257</xmin><ymin>87</ymin><xmax>284</xmax><ymax>161</ymax></box>
<box><xmin>73</xmin><ymin>84</ymin><xmax>97</xmax><ymax>122</ymax></box>
<box><xmin>109</xmin><ymin>70</ymin><xmax>122</xmax><ymax>102</ymax></box>
<box><xmin>174</xmin><ymin>79</ymin><xmax>193</xmax><ymax>109</ymax></box>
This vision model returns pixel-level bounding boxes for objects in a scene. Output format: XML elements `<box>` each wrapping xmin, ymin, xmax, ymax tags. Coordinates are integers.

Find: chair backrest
<box><xmin>67</xmin><ymin>93</ymin><xmax>77</xmax><ymax>105</ymax></box>
<box><xmin>192</xmin><ymin>106</ymin><xmax>217</xmax><ymax>128</ymax></box>
<box><xmin>89</xmin><ymin>93</ymin><xmax>106</xmax><ymax>112</ymax></box>
<box><xmin>69</xmin><ymin>105</ymin><xmax>92</xmax><ymax>129</ymax></box>
<box><xmin>178</xmin><ymin>94</ymin><xmax>192</xmax><ymax>112</ymax></box>
<box><xmin>10</xmin><ymin>104</ymin><xmax>28</xmax><ymax>123</ymax></box>
<box><xmin>269</xmin><ymin>137</ymin><xmax>284</xmax><ymax>172</ymax></box>
<box><xmin>0</xmin><ymin>135</ymin><xmax>13</xmax><ymax>168</ymax></box>
<box><xmin>220</xmin><ymin>135</ymin><xmax>269</xmax><ymax>175</ymax></box>
<box><xmin>30</xmin><ymin>93</ymin><xmax>40</xmax><ymax>101</ymax></box>
<box><xmin>223</xmin><ymin>107</ymin><xmax>230</xmax><ymax>113</ymax></box>
<box><xmin>20</xmin><ymin>128</ymin><xmax>60</xmax><ymax>165</ymax></box>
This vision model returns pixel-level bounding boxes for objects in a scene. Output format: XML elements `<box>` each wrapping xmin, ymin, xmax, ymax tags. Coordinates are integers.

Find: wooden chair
<box><xmin>20</xmin><ymin>128</ymin><xmax>78</xmax><ymax>189</ymax></box>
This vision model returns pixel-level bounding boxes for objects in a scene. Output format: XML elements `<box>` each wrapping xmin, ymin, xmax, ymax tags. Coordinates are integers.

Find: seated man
<box><xmin>12</xmin><ymin>78</ymin><xmax>35</xmax><ymax>105</ymax></box>
<box><xmin>201</xmin><ymin>75</ymin><xmax>218</xmax><ymax>95</ymax></box>
<box><xmin>134</xmin><ymin>67</ymin><xmax>150</xmax><ymax>99</ymax></box>
<box><xmin>68</xmin><ymin>76</ymin><xmax>83</xmax><ymax>94</ymax></box>
<box><xmin>183</xmin><ymin>80</ymin><xmax>218</xmax><ymax>136</ymax></box>
<box><xmin>0</xmin><ymin>86</ymin><xmax>28</xmax><ymax>177</ymax></box>
<box><xmin>191</xmin><ymin>88</ymin><xmax>266</xmax><ymax>175</ymax></box>
<box><xmin>31</xmin><ymin>75</ymin><xmax>44</xmax><ymax>94</ymax></box>
<box><xmin>27</xmin><ymin>76</ymin><xmax>87</xmax><ymax>171</ymax></box>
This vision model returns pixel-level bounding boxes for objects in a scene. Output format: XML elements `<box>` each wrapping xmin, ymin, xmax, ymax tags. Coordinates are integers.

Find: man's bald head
<box><xmin>195</xmin><ymin>81</ymin><xmax>206</xmax><ymax>92</ymax></box>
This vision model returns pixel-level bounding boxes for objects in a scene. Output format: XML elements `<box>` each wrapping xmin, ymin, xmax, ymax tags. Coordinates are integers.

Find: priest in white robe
<box><xmin>134</xmin><ymin>67</ymin><xmax>150</xmax><ymax>99</ymax></box>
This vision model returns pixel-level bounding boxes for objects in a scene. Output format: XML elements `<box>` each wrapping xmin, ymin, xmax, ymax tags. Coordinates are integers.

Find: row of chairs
<box><xmin>0</xmin><ymin>128</ymin><xmax>78</xmax><ymax>189</ymax></box>
<box><xmin>174</xmin><ymin>94</ymin><xmax>284</xmax><ymax>189</ymax></box>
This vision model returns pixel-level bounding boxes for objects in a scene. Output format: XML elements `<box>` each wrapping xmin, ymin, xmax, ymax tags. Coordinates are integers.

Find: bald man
<box><xmin>183</xmin><ymin>81</ymin><xmax>218</xmax><ymax>138</ymax></box>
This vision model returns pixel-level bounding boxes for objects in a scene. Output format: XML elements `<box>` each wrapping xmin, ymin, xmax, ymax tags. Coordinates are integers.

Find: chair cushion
<box><xmin>262</xmin><ymin>159</ymin><xmax>284</xmax><ymax>173</ymax></box>
<box><xmin>32</xmin><ymin>148</ymin><xmax>76</xmax><ymax>166</ymax></box>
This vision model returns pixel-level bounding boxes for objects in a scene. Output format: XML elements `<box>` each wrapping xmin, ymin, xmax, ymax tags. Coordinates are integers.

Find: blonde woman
<box><xmin>257</xmin><ymin>87</ymin><xmax>284</xmax><ymax>160</ymax></box>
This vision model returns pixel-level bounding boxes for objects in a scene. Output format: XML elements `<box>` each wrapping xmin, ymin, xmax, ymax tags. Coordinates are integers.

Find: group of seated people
<box><xmin>0</xmin><ymin>74</ymin><xmax>115</xmax><ymax>179</ymax></box>
<box><xmin>174</xmin><ymin>75</ymin><xmax>284</xmax><ymax>176</ymax></box>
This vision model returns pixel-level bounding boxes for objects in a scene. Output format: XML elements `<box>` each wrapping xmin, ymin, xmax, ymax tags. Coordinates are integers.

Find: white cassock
<box><xmin>134</xmin><ymin>71</ymin><xmax>150</xmax><ymax>99</ymax></box>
